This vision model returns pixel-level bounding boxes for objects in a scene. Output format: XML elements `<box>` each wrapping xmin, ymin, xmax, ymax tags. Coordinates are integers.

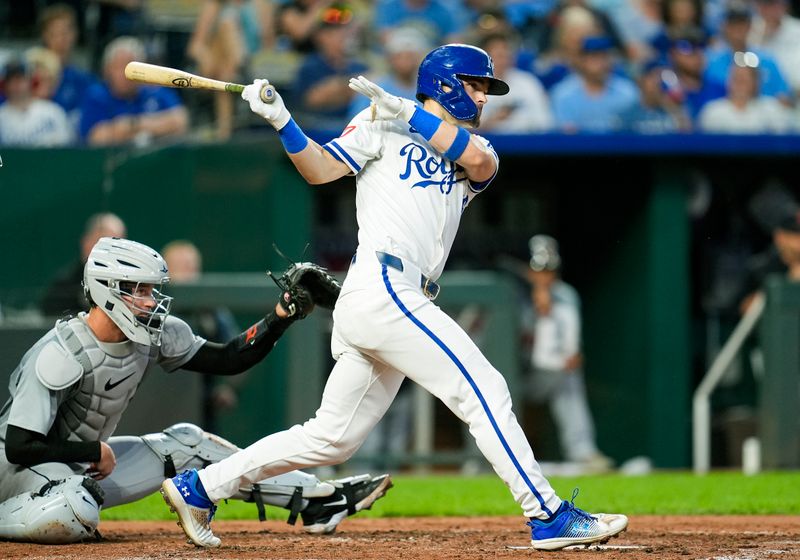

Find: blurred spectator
<box><xmin>550</xmin><ymin>36</ymin><xmax>639</xmax><ymax>132</ymax></box>
<box><xmin>89</xmin><ymin>0</ymin><xmax>146</xmax><ymax>73</ymax></box>
<box><xmin>373</xmin><ymin>0</ymin><xmax>464</xmax><ymax>45</ymax></box>
<box><xmin>611</xmin><ymin>0</ymin><xmax>663</xmax><ymax>63</ymax></box>
<box><xmin>347</xmin><ymin>26</ymin><xmax>429</xmax><ymax>120</ymax></box>
<box><xmin>649</xmin><ymin>0</ymin><xmax>709</xmax><ymax>56</ymax></box>
<box><xmin>461</xmin><ymin>4</ymin><xmax>517</xmax><ymax>45</ymax></box>
<box><xmin>532</xmin><ymin>5</ymin><xmax>601</xmax><ymax>90</ymax></box>
<box><xmin>278</xmin><ymin>0</ymin><xmax>339</xmax><ymax>54</ymax></box>
<box><xmin>622</xmin><ymin>57</ymin><xmax>691</xmax><ymax>132</ymax></box>
<box><xmin>0</xmin><ymin>58</ymin><xmax>73</xmax><ymax>147</ymax></box>
<box><xmin>39</xmin><ymin>3</ymin><xmax>97</xmax><ymax>131</ymax></box>
<box><xmin>187</xmin><ymin>0</ymin><xmax>276</xmax><ymax>139</ymax></box>
<box><xmin>79</xmin><ymin>36</ymin><xmax>189</xmax><ymax>146</ymax></box>
<box><xmin>740</xmin><ymin>198</ymin><xmax>800</xmax><ymax>315</ymax></box>
<box><xmin>40</xmin><ymin>212</ymin><xmax>127</xmax><ymax>317</ymax></box>
<box><xmin>520</xmin><ymin>235</ymin><xmax>612</xmax><ymax>472</ymax></box>
<box><xmin>704</xmin><ymin>1</ymin><xmax>792</xmax><ymax>105</ymax></box>
<box><xmin>748</xmin><ymin>0</ymin><xmax>800</xmax><ymax>95</ymax></box>
<box><xmin>537</xmin><ymin>0</ymin><xmax>627</xmax><ymax>63</ymax></box>
<box><xmin>24</xmin><ymin>47</ymin><xmax>62</xmax><ymax>100</ymax></box>
<box><xmin>293</xmin><ymin>4</ymin><xmax>368</xmax><ymax>129</ymax></box>
<box><xmin>161</xmin><ymin>240</ymin><xmax>241</xmax><ymax>433</ymax></box>
<box><xmin>698</xmin><ymin>59</ymin><xmax>794</xmax><ymax>133</ymax></box>
<box><xmin>666</xmin><ymin>26</ymin><xmax>726</xmax><ymax>121</ymax></box>
<box><xmin>478</xmin><ymin>33</ymin><xmax>554</xmax><ymax>133</ymax></box>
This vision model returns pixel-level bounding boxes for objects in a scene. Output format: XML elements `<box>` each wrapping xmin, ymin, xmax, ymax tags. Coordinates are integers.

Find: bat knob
<box><xmin>259</xmin><ymin>85</ymin><xmax>276</xmax><ymax>104</ymax></box>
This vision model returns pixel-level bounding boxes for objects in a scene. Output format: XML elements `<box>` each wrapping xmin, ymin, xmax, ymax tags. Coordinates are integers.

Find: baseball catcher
<box><xmin>0</xmin><ymin>237</ymin><xmax>390</xmax><ymax>544</ymax></box>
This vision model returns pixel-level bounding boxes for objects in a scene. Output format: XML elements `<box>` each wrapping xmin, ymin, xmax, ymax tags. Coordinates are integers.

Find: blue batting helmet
<box><xmin>416</xmin><ymin>44</ymin><xmax>509</xmax><ymax>122</ymax></box>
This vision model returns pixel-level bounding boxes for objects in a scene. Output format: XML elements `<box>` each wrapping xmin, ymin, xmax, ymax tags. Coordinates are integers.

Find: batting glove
<box><xmin>349</xmin><ymin>75</ymin><xmax>416</xmax><ymax>122</ymax></box>
<box><xmin>242</xmin><ymin>79</ymin><xmax>291</xmax><ymax>130</ymax></box>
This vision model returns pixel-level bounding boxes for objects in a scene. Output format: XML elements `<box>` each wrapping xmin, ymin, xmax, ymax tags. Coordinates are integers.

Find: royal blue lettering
<box><xmin>399</xmin><ymin>142</ymin><xmax>463</xmax><ymax>195</ymax></box>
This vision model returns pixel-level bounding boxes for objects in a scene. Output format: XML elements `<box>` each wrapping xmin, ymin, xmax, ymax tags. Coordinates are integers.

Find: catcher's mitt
<box><xmin>268</xmin><ymin>262</ymin><xmax>341</xmax><ymax>319</ymax></box>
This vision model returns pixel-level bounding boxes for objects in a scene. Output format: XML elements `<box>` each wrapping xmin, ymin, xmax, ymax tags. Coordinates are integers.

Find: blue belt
<box><xmin>352</xmin><ymin>251</ymin><xmax>441</xmax><ymax>300</ymax></box>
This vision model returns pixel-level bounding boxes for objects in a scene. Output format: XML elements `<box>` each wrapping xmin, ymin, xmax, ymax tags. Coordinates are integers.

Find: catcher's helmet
<box><xmin>529</xmin><ymin>235</ymin><xmax>561</xmax><ymax>271</ymax></box>
<box><xmin>416</xmin><ymin>43</ymin><xmax>509</xmax><ymax>122</ymax></box>
<box><xmin>83</xmin><ymin>237</ymin><xmax>172</xmax><ymax>346</ymax></box>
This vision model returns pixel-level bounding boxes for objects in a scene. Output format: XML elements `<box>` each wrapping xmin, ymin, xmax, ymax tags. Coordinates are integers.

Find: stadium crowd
<box><xmin>2</xmin><ymin>0</ymin><xmax>800</xmax><ymax>146</ymax></box>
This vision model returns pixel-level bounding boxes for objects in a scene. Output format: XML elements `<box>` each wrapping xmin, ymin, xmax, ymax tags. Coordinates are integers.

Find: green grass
<box><xmin>101</xmin><ymin>471</ymin><xmax>800</xmax><ymax>521</ymax></box>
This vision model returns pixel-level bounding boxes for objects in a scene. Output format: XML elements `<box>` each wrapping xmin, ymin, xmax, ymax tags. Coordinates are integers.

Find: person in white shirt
<box><xmin>160</xmin><ymin>43</ymin><xmax>628</xmax><ymax>551</ymax></box>
<box><xmin>478</xmin><ymin>33</ymin><xmax>554</xmax><ymax>133</ymax></box>
<box><xmin>698</xmin><ymin>59</ymin><xmax>794</xmax><ymax>133</ymax></box>
<box><xmin>521</xmin><ymin>235</ymin><xmax>611</xmax><ymax>472</ymax></box>
<box><xmin>748</xmin><ymin>0</ymin><xmax>800</xmax><ymax>93</ymax></box>
<box><xmin>0</xmin><ymin>59</ymin><xmax>73</xmax><ymax>147</ymax></box>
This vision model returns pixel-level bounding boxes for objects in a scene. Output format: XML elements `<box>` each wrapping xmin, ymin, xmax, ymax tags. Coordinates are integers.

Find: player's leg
<box><xmin>0</xmin><ymin>461</ymin><xmax>103</xmax><ymax>543</ymax></box>
<box><xmin>369</xmin><ymin>266</ymin><xmax>627</xmax><ymax>549</ymax></box>
<box><xmin>550</xmin><ymin>372</ymin><xmax>611</xmax><ymax>470</ymax></box>
<box><xmin>162</xmin><ymin>352</ymin><xmax>401</xmax><ymax>546</ymax></box>
<box><xmin>102</xmin><ymin>425</ymin><xmax>391</xmax><ymax>533</ymax></box>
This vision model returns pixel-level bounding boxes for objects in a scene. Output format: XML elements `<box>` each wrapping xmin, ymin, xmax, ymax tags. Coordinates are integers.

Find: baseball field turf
<box><xmin>101</xmin><ymin>471</ymin><xmax>800</xmax><ymax>520</ymax></box>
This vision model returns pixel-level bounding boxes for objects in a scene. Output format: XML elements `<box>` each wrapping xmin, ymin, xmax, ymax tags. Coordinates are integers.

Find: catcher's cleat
<box><xmin>300</xmin><ymin>473</ymin><xmax>393</xmax><ymax>534</ymax></box>
<box><xmin>161</xmin><ymin>470</ymin><xmax>221</xmax><ymax>548</ymax></box>
<box><xmin>528</xmin><ymin>490</ymin><xmax>628</xmax><ymax>551</ymax></box>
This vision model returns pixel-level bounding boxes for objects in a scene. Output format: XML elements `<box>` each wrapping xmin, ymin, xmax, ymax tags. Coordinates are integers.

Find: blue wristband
<box><xmin>443</xmin><ymin>127</ymin><xmax>471</xmax><ymax>161</ymax></box>
<box><xmin>408</xmin><ymin>107</ymin><xmax>442</xmax><ymax>141</ymax></box>
<box><xmin>278</xmin><ymin>118</ymin><xmax>309</xmax><ymax>154</ymax></box>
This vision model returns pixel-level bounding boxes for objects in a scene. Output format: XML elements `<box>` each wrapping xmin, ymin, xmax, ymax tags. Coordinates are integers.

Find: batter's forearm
<box><xmin>287</xmin><ymin>138</ymin><xmax>349</xmax><ymax>184</ymax></box>
<box><xmin>5</xmin><ymin>424</ymin><xmax>101</xmax><ymax>466</ymax></box>
<box><xmin>409</xmin><ymin>107</ymin><xmax>496</xmax><ymax>182</ymax></box>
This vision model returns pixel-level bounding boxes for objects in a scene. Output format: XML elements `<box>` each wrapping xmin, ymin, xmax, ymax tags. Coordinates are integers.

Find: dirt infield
<box><xmin>3</xmin><ymin>516</ymin><xmax>799</xmax><ymax>560</ymax></box>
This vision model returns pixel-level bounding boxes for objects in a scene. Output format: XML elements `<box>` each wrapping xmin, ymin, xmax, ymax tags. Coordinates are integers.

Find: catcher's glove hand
<box><xmin>268</xmin><ymin>262</ymin><xmax>341</xmax><ymax>319</ymax></box>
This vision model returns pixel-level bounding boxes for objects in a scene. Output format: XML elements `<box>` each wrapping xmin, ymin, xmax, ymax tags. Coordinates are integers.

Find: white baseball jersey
<box><xmin>323</xmin><ymin>109</ymin><xmax>497</xmax><ymax>280</ymax></box>
<box><xmin>198</xmin><ymin>108</ymin><xmax>562</xmax><ymax>521</ymax></box>
<box><xmin>0</xmin><ymin>99</ymin><xmax>73</xmax><ymax>147</ymax></box>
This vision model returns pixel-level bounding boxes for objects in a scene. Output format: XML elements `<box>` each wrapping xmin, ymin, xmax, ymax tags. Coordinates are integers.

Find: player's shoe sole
<box><xmin>161</xmin><ymin>478</ymin><xmax>221</xmax><ymax>548</ymax></box>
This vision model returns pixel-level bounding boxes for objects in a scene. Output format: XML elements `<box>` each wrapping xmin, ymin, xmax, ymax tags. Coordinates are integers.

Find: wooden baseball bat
<box><xmin>124</xmin><ymin>61</ymin><xmax>275</xmax><ymax>103</ymax></box>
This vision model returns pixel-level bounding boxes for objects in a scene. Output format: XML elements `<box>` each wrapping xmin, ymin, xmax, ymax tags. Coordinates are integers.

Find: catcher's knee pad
<box><xmin>0</xmin><ymin>475</ymin><xmax>103</xmax><ymax>543</ymax></box>
<box><xmin>141</xmin><ymin>422</ymin><xmax>242</xmax><ymax>476</ymax></box>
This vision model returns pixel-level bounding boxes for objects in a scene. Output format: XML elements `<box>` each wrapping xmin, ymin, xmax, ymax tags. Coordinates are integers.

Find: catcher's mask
<box><xmin>84</xmin><ymin>237</ymin><xmax>172</xmax><ymax>346</ymax></box>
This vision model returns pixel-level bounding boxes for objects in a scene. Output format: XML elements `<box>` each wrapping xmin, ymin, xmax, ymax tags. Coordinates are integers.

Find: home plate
<box><xmin>507</xmin><ymin>544</ymin><xmax>645</xmax><ymax>551</ymax></box>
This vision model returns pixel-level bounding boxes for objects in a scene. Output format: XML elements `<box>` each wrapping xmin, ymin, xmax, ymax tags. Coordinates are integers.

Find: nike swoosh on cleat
<box><xmin>323</xmin><ymin>496</ymin><xmax>348</xmax><ymax>507</ymax></box>
<box><xmin>104</xmin><ymin>373</ymin><xmax>135</xmax><ymax>391</ymax></box>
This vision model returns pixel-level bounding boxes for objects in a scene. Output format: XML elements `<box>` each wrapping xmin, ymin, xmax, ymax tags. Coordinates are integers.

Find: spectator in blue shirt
<box><xmin>79</xmin><ymin>36</ymin><xmax>189</xmax><ymax>145</ymax></box>
<box><xmin>293</xmin><ymin>5</ymin><xmax>368</xmax><ymax>129</ymax></box>
<box><xmin>373</xmin><ymin>0</ymin><xmax>463</xmax><ymax>45</ymax></box>
<box><xmin>39</xmin><ymin>4</ymin><xmax>97</xmax><ymax>132</ymax></box>
<box><xmin>550</xmin><ymin>36</ymin><xmax>639</xmax><ymax>132</ymax></box>
<box><xmin>622</xmin><ymin>57</ymin><xmax>691</xmax><ymax>133</ymax></box>
<box><xmin>704</xmin><ymin>1</ymin><xmax>792</xmax><ymax>104</ymax></box>
<box><xmin>665</xmin><ymin>26</ymin><xmax>726</xmax><ymax>120</ymax></box>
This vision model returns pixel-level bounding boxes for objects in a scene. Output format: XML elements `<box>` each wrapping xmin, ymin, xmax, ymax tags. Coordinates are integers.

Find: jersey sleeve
<box><xmin>322</xmin><ymin>111</ymin><xmax>385</xmax><ymax>174</ymax></box>
<box><xmin>467</xmin><ymin>134</ymin><xmax>499</xmax><ymax>193</ymax></box>
<box><xmin>7</xmin><ymin>351</ymin><xmax>62</xmax><ymax>436</ymax></box>
<box><xmin>157</xmin><ymin>316</ymin><xmax>206</xmax><ymax>372</ymax></box>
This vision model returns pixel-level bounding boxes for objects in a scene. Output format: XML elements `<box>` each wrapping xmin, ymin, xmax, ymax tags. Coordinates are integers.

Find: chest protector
<box><xmin>51</xmin><ymin>318</ymin><xmax>157</xmax><ymax>443</ymax></box>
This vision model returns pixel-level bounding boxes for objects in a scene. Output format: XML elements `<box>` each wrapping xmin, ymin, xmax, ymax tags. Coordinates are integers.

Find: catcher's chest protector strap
<box><xmin>285</xmin><ymin>487</ymin><xmax>304</xmax><ymax>525</ymax></box>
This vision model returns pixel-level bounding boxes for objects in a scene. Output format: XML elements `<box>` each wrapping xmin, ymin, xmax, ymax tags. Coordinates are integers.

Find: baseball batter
<box><xmin>0</xmin><ymin>237</ymin><xmax>390</xmax><ymax>543</ymax></box>
<box><xmin>163</xmin><ymin>44</ymin><xmax>628</xmax><ymax>551</ymax></box>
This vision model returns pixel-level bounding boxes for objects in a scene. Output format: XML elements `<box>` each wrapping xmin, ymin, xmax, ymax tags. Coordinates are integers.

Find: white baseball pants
<box><xmin>199</xmin><ymin>248</ymin><xmax>562</xmax><ymax>519</ymax></box>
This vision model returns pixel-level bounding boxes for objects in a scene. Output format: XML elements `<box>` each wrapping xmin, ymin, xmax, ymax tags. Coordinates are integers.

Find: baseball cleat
<box><xmin>161</xmin><ymin>469</ymin><xmax>221</xmax><ymax>548</ymax></box>
<box><xmin>301</xmin><ymin>473</ymin><xmax>393</xmax><ymax>534</ymax></box>
<box><xmin>528</xmin><ymin>491</ymin><xmax>628</xmax><ymax>551</ymax></box>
